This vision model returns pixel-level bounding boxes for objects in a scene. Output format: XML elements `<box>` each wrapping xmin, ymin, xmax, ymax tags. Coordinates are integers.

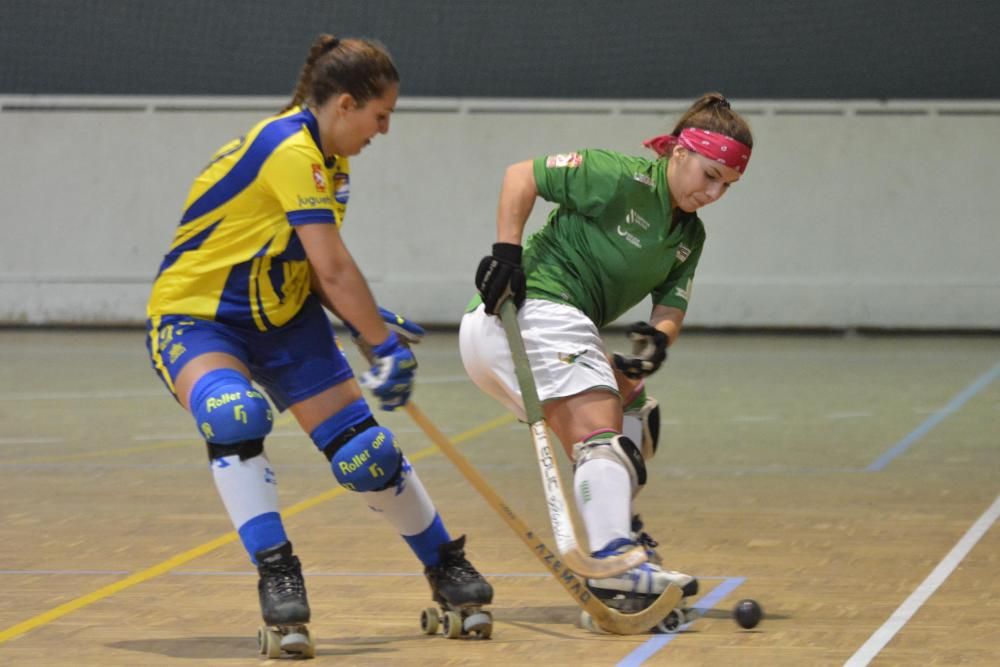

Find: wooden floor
<box><xmin>0</xmin><ymin>329</ymin><xmax>998</xmax><ymax>666</ymax></box>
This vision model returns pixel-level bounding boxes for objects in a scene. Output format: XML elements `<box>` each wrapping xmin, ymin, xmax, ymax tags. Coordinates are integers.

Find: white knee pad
<box><xmin>623</xmin><ymin>396</ymin><xmax>659</xmax><ymax>461</ymax></box>
<box><xmin>572</xmin><ymin>435</ymin><xmax>647</xmax><ymax>498</ymax></box>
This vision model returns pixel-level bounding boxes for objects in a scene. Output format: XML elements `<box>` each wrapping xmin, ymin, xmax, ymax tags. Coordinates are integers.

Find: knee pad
<box><xmin>329</xmin><ymin>425</ymin><xmax>403</xmax><ymax>492</ymax></box>
<box><xmin>572</xmin><ymin>434</ymin><xmax>647</xmax><ymax>497</ymax></box>
<box><xmin>624</xmin><ymin>396</ymin><xmax>660</xmax><ymax>460</ymax></box>
<box><xmin>191</xmin><ymin>368</ymin><xmax>273</xmax><ymax>445</ymax></box>
<box><xmin>309</xmin><ymin>399</ymin><xmax>404</xmax><ymax>492</ymax></box>
<box><xmin>206</xmin><ymin>439</ymin><xmax>264</xmax><ymax>462</ymax></box>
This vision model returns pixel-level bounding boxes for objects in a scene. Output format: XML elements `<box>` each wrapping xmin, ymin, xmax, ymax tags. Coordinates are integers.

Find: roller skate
<box><xmin>631</xmin><ymin>514</ymin><xmax>664</xmax><ymax>565</ymax></box>
<box><xmin>421</xmin><ymin>535</ymin><xmax>494</xmax><ymax>639</ymax></box>
<box><xmin>254</xmin><ymin>541</ymin><xmax>316</xmax><ymax>659</ymax></box>
<box><xmin>580</xmin><ymin>536</ymin><xmax>698</xmax><ymax>634</ymax></box>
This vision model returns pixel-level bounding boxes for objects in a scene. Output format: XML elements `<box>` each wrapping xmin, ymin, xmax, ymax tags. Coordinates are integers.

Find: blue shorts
<box><xmin>146</xmin><ymin>297</ymin><xmax>353</xmax><ymax>411</ymax></box>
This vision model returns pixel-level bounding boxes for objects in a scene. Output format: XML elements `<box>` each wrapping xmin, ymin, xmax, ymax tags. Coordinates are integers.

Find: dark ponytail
<box><xmin>282</xmin><ymin>34</ymin><xmax>399</xmax><ymax>113</ymax></box>
<box><xmin>671</xmin><ymin>92</ymin><xmax>753</xmax><ymax>148</ymax></box>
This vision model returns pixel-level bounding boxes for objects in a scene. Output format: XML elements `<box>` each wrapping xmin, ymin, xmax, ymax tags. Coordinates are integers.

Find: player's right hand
<box><xmin>612</xmin><ymin>322</ymin><xmax>668</xmax><ymax>379</ymax></box>
<box><xmin>360</xmin><ymin>331</ymin><xmax>417</xmax><ymax>411</ymax></box>
<box><xmin>475</xmin><ymin>242</ymin><xmax>526</xmax><ymax>315</ymax></box>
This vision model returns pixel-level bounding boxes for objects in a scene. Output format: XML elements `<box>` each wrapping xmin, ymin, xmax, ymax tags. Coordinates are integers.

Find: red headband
<box><xmin>643</xmin><ymin>127</ymin><xmax>752</xmax><ymax>174</ymax></box>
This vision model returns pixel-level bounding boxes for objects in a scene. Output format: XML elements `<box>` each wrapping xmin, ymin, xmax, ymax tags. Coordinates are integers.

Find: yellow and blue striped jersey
<box><xmin>147</xmin><ymin>106</ymin><xmax>350</xmax><ymax>331</ymax></box>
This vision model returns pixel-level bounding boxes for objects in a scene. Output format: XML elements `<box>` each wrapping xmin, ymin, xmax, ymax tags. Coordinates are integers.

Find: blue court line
<box><xmin>867</xmin><ymin>361</ymin><xmax>1000</xmax><ymax>472</ymax></box>
<box><xmin>616</xmin><ymin>576</ymin><xmax>746</xmax><ymax>667</ymax></box>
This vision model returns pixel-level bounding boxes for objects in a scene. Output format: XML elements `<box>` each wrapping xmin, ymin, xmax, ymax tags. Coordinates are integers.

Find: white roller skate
<box><xmin>580</xmin><ymin>537</ymin><xmax>697</xmax><ymax>634</ymax></box>
<box><xmin>630</xmin><ymin>514</ymin><xmax>665</xmax><ymax>565</ymax></box>
<box><xmin>254</xmin><ymin>541</ymin><xmax>316</xmax><ymax>659</ymax></box>
<box><xmin>421</xmin><ymin>536</ymin><xmax>494</xmax><ymax>639</ymax></box>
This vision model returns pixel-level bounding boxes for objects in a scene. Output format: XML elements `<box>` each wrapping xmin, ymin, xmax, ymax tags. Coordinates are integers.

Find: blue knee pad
<box><xmin>190</xmin><ymin>369</ymin><xmax>273</xmax><ymax>444</ymax></box>
<box><xmin>310</xmin><ymin>399</ymin><xmax>402</xmax><ymax>492</ymax></box>
<box><xmin>331</xmin><ymin>426</ymin><xmax>402</xmax><ymax>491</ymax></box>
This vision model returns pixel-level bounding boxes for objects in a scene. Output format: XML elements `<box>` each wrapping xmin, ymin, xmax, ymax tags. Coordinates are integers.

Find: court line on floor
<box><xmin>0</xmin><ymin>437</ymin><xmax>64</xmax><ymax>445</ymax></box>
<box><xmin>0</xmin><ymin>412</ymin><xmax>515</xmax><ymax>645</ymax></box>
<box><xmin>844</xmin><ymin>493</ymin><xmax>1000</xmax><ymax>666</ymax></box>
<box><xmin>0</xmin><ymin>375</ymin><xmax>470</xmax><ymax>402</ymax></box>
<box><xmin>5</xmin><ymin>411</ymin><xmax>302</xmax><ymax>465</ymax></box>
<box><xmin>867</xmin><ymin>360</ymin><xmax>1000</xmax><ymax>471</ymax></box>
<box><xmin>0</xmin><ymin>568</ymin><xmax>738</xmax><ymax>581</ymax></box>
<box><xmin>616</xmin><ymin>577</ymin><xmax>747</xmax><ymax>667</ymax></box>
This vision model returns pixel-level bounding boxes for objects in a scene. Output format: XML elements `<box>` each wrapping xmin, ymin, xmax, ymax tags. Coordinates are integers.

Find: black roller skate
<box><xmin>254</xmin><ymin>541</ymin><xmax>316</xmax><ymax>659</ymax></box>
<box><xmin>421</xmin><ymin>535</ymin><xmax>494</xmax><ymax>639</ymax></box>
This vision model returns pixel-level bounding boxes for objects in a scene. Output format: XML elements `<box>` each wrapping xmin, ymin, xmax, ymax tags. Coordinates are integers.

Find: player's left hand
<box><xmin>375</xmin><ymin>306</ymin><xmax>425</xmax><ymax>345</ymax></box>
<box><xmin>340</xmin><ymin>307</ymin><xmax>426</xmax><ymax>353</ymax></box>
<box><xmin>360</xmin><ymin>331</ymin><xmax>418</xmax><ymax>411</ymax></box>
<box><xmin>612</xmin><ymin>322</ymin><xmax>668</xmax><ymax>379</ymax></box>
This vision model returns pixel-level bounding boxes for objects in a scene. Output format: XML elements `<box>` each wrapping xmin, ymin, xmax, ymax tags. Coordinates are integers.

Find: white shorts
<box><xmin>459</xmin><ymin>299</ymin><xmax>618</xmax><ymax>422</ymax></box>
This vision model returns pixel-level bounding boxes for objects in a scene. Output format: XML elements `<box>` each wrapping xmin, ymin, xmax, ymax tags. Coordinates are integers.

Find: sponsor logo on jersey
<box><xmin>311</xmin><ymin>164</ymin><xmax>326</xmax><ymax>192</ymax></box>
<box><xmin>625</xmin><ymin>209</ymin><xmax>650</xmax><ymax>230</ymax></box>
<box><xmin>633</xmin><ymin>172</ymin><xmax>654</xmax><ymax>187</ymax></box>
<box><xmin>676</xmin><ymin>244</ymin><xmax>691</xmax><ymax>262</ymax></box>
<box><xmin>297</xmin><ymin>194</ymin><xmax>333</xmax><ymax>207</ymax></box>
<box><xmin>545</xmin><ymin>152</ymin><xmax>583</xmax><ymax>168</ymax></box>
<box><xmin>616</xmin><ymin>225</ymin><xmax>642</xmax><ymax>248</ymax></box>
<box><xmin>333</xmin><ymin>172</ymin><xmax>350</xmax><ymax>204</ymax></box>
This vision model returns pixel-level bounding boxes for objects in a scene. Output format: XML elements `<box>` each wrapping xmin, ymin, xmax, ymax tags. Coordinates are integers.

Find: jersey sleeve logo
<box><xmin>311</xmin><ymin>164</ymin><xmax>327</xmax><ymax>192</ymax></box>
<box><xmin>333</xmin><ymin>172</ymin><xmax>350</xmax><ymax>204</ymax></box>
<box><xmin>545</xmin><ymin>152</ymin><xmax>583</xmax><ymax>168</ymax></box>
<box><xmin>675</xmin><ymin>244</ymin><xmax>691</xmax><ymax>262</ymax></box>
<box><xmin>673</xmin><ymin>278</ymin><xmax>693</xmax><ymax>301</ymax></box>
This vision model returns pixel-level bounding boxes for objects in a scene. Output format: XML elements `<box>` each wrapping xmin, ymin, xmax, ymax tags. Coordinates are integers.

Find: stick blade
<box><xmin>562</xmin><ymin>545</ymin><xmax>648</xmax><ymax>579</ymax></box>
<box><xmin>588</xmin><ymin>583</ymin><xmax>684</xmax><ymax>635</ymax></box>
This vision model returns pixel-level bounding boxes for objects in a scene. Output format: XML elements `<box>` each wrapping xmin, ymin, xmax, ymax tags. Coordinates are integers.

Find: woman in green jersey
<box><xmin>460</xmin><ymin>93</ymin><xmax>753</xmax><ymax>612</ymax></box>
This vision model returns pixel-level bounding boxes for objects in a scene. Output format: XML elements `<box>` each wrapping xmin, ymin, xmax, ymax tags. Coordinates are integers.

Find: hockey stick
<box><xmin>403</xmin><ymin>401</ymin><xmax>682</xmax><ymax>634</ymax></box>
<box><xmin>497</xmin><ymin>299</ymin><xmax>648</xmax><ymax>579</ymax></box>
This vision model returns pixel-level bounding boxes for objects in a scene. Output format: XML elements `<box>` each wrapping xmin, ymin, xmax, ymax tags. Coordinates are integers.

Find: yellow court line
<box><xmin>0</xmin><ymin>411</ymin><xmax>515</xmax><ymax>645</ymax></box>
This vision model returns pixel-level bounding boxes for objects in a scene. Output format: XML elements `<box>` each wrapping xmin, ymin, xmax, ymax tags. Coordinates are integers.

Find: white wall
<box><xmin>1</xmin><ymin>96</ymin><xmax>997</xmax><ymax>329</ymax></box>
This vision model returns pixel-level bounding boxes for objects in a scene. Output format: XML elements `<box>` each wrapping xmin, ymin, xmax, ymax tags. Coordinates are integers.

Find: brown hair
<box><xmin>282</xmin><ymin>34</ymin><xmax>400</xmax><ymax>112</ymax></box>
<box><xmin>672</xmin><ymin>92</ymin><xmax>753</xmax><ymax>148</ymax></box>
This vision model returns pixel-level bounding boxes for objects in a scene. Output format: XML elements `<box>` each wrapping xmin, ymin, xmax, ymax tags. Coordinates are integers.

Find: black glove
<box><xmin>612</xmin><ymin>322</ymin><xmax>668</xmax><ymax>379</ymax></box>
<box><xmin>475</xmin><ymin>242</ymin><xmax>526</xmax><ymax>315</ymax></box>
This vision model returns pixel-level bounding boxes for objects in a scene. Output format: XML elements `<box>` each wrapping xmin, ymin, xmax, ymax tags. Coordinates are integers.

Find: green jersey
<box><xmin>525</xmin><ymin>149</ymin><xmax>705</xmax><ymax>328</ymax></box>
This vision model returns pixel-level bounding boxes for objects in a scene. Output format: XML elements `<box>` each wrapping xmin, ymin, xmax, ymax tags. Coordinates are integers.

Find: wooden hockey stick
<box><xmin>497</xmin><ymin>299</ymin><xmax>648</xmax><ymax>579</ymax></box>
<box><xmin>403</xmin><ymin>401</ymin><xmax>682</xmax><ymax>634</ymax></box>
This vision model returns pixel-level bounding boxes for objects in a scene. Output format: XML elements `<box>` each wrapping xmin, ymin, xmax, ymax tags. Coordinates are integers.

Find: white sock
<box><xmin>362</xmin><ymin>456</ymin><xmax>437</xmax><ymax>536</ymax></box>
<box><xmin>211</xmin><ymin>453</ymin><xmax>280</xmax><ymax>528</ymax></box>
<box><xmin>573</xmin><ymin>458</ymin><xmax>632</xmax><ymax>553</ymax></box>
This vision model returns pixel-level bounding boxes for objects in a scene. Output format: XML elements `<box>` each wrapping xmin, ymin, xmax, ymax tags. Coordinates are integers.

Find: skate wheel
<box><xmin>280</xmin><ymin>626</ymin><xmax>315</xmax><ymax>658</ymax></box>
<box><xmin>257</xmin><ymin>626</ymin><xmax>282</xmax><ymax>659</ymax></box>
<box><xmin>441</xmin><ymin>610</ymin><xmax>464</xmax><ymax>639</ymax></box>
<box><xmin>298</xmin><ymin>629</ymin><xmax>317</xmax><ymax>659</ymax></box>
<box><xmin>579</xmin><ymin>610</ymin><xmax>607</xmax><ymax>634</ymax></box>
<box><xmin>463</xmin><ymin>610</ymin><xmax>493</xmax><ymax>639</ymax></box>
<box><xmin>655</xmin><ymin>609</ymin><xmax>685</xmax><ymax>633</ymax></box>
<box><xmin>420</xmin><ymin>606</ymin><xmax>440</xmax><ymax>635</ymax></box>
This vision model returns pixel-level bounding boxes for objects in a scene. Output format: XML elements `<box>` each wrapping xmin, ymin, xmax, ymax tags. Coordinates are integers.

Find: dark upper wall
<box><xmin>3</xmin><ymin>0</ymin><xmax>998</xmax><ymax>99</ymax></box>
